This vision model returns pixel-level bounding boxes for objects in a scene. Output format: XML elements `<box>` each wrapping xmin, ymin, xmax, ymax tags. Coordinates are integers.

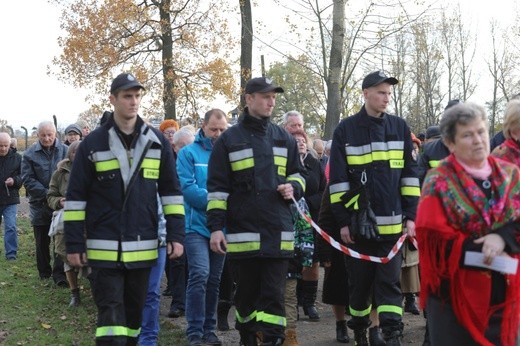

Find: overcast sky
<box><xmin>0</xmin><ymin>0</ymin><xmax>516</xmax><ymax>131</ymax></box>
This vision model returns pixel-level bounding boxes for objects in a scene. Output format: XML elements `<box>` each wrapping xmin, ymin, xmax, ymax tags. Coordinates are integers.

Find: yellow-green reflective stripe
<box><xmin>257</xmin><ymin>311</ymin><xmax>286</xmax><ymax>327</ymax></box>
<box><xmin>87</xmin><ymin>249</ymin><xmax>118</xmax><ymax>261</ymax></box>
<box><xmin>274</xmin><ymin>156</ymin><xmax>287</xmax><ymax>167</ymax></box>
<box><xmin>349</xmin><ymin>304</ymin><xmax>372</xmax><ymax>317</ymax></box>
<box><xmin>163</xmin><ymin>205</ymin><xmax>185</xmax><ymax>216</ymax></box>
<box><xmin>287</xmin><ymin>176</ymin><xmax>305</xmax><ymax>192</ymax></box>
<box><xmin>344</xmin><ymin>194</ymin><xmax>360</xmax><ymax>210</ymax></box>
<box><xmin>95</xmin><ymin>159</ymin><xmax>120</xmax><ymax>172</ymax></box>
<box><xmin>378</xmin><ymin>224</ymin><xmax>403</xmax><ymax>235</ymax></box>
<box><xmin>96</xmin><ymin>325</ymin><xmax>128</xmax><ymax>337</ymax></box>
<box><xmin>236</xmin><ymin>309</ymin><xmax>257</xmax><ymax>323</ymax></box>
<box><xmin>231</xmin><ymin>158</ymin><xmax>254</xmax><ymax>171</ymax></box>
<box><xmin>63</xmin><ymin>210</ymin><xmax>86</xmax><ymax>221</ymax></box>
<box><xmin>127</xmin><ymin>327</ymin><xmax>140</xmax><ymax>337</ymax></box>
<box><xmin>227</xmin><ymin>242</ymin><xmax>261</xmax><ymax>253</ymax></box>
<box><xmin>400</xmin><ymin>186</ymin><xmax>421</xmax><ymax>196</ymax></box>
<box><xmin>207</xmin><ymin>200</ymin><xmax>227</xmax><ymax>211</ymax></box>
<box><xmin>330</xmin><ymin>192</ymin><xmax>345</xmax><ymax>204</ymax></box>
<box><xmin>346</xmin><ymin>154</ymin><xmax>373</xmax><ymax>165</ymax></box>
<box><xmin>121</xmin><ymin>249</ymin><xmax>158</xmax><ymax>262</ymax></box>
<box><xmin>141</xmin><ymin>158</ymin><xmax>160</xmax><ymax>169</ymax></box>
<box><xmin>377</xmin><ymin>305</ymin><xmax>403</xmax><ymax>316</ymax></box>
<box><xmin>372</xmin><ymin>150</ymin><xmax>403</xmax><ymax>161</ymax></box>
<box><xmin>429</xmin><ymin>160</ymin><xmax>440</xmax><ymax>168</ymax></box>
<box><xmin>280</xmin><ymin>241</ymin><xmax>294</xmax><ymax>251</ymax></box>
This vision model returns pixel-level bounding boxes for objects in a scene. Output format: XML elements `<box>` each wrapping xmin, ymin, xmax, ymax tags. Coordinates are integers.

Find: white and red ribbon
<box><xmin>291</xmin><ymin>196</ymin><xmax>418</xmax><ymax>264</ymax></box>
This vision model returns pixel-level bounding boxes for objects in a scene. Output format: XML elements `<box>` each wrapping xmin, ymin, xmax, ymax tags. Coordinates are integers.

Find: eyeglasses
<box><xmin>163</xmin><ymin>131</ymin><xmax>176</xmax><ymax>136</ymax></box>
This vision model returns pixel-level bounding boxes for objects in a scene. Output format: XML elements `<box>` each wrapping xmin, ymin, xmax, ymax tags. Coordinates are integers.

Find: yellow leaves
<box><xmin>40</xmin><ymin>323</ymin><xmax>51</xmax><ymax>330</ymax></box>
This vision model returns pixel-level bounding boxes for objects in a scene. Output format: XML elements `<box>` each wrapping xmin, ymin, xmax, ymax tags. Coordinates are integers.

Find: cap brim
<box><xmin>119</xmin><ymin>81</ymin><xmax>145</xmax><ymax>91</ymax></box>
<box><xmin>261</xmin><ymin>86</ymin><xmax>284</xmax><ymax>93</ymax></box>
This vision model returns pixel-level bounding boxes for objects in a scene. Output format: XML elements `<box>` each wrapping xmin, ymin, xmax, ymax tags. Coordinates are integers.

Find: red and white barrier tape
<box><xmin>291</xmin><ymin>196</ymin><xmax>418</xmax><ymax>264</ymax></box>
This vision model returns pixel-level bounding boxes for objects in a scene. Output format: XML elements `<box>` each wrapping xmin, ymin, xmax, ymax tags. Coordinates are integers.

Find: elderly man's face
<box><xmin>38</xmin><ymin>125</ymin><xmax>56</xmax><ymax>149</ymax></box>
<box><xmin>285</xmin><ymin>115</ymin><xmax>304</xmax><ymax>134</ymax></box>
<box><xmin>0</xmin><ymin>135</ymin><xmax>10</xmax><ymax>157</ymax></box>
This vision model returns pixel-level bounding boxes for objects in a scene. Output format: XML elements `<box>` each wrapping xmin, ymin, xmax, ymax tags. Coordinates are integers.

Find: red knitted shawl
<box><xmin>417</xmin><ymin>154</ymin><xmax>520</xmax><ymax>346</ymax></box>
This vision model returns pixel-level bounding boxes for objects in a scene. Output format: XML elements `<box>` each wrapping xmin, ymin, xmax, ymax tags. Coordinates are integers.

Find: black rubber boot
<box><xmin>336</xmin><ymin>320</ymin><xmax>350</xmax><ymax>343</ymax></box>
<box><xmin>404</xmin><ymin>293</ymin><xmax>420</xmax><ymax>315</ymax></box>
<box><xmin>302</xmin><ymin>280</ymin><xmax>320</xmax><ymax>321</ymax></box>
<box><xmin>69</xmin><ymin>288</ymin><xmax>81</xmax><ymax>307</ymax></box>
<box><xmin>353</xmin><ymin>328</ymin><xmax>368</xmax><ymax>346</ymax></box>
<box><xmin>217</xmin><ymin>300</ymin><xmax>232</xmax><ymax>331</ymax></box>
<box><xmin>382</xmin><ymin>324</ymin><xmax>403</xmax><ymax>346</ymax></box>
<box><xmin>368</xmin><ymin>326</ymin><xmax>385</xmax><ymax>346</ymax></box>
<box><xmin>239</xmin><ymin>332</ymin><xmax>259</xmax><ymax>346</ymax></box>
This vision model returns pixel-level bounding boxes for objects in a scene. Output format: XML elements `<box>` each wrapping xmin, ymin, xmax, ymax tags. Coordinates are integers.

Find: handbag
<box><xmin>48</xmin><ymin>209</ymin><xmax>65</xmax><ymax>237</ymax></box>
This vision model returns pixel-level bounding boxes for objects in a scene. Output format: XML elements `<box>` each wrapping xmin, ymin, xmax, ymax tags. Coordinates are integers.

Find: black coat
<box><xmin>0</xmin><ymin>149</ymin><xmax>22</xmax><ymax>205</ymax></box>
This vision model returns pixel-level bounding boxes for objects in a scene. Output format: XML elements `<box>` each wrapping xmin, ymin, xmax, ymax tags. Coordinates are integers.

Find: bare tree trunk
<box><xmin>323</xmin><ymin>0</ymin><xmax>345</xmax><ymax>140</ymax></box>
<box><xmin>160</xmin><ymin>0</ymin><xmax>177</xmax><ymax>119</ymax></box>
<box><xmin>240</xmin><ymin>0</ymin><xmax>253</xmax><ymax>111</ymax></box>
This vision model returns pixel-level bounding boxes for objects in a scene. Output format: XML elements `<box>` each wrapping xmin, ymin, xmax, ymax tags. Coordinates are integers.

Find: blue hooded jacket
<box><xmin>176</xmin><ymin>129</ymin><xmax>215</xmax><ymax>238</ymax></box>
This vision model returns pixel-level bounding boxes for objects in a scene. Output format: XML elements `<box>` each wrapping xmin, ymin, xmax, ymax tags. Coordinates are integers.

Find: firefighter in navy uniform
<box><xmin>207</xmin><ymin>77</ymin><xmax>306</xmax><ymax>346</ymax></box>
<box><xmin>329</xmin><ymin>71</ymin><xmax>420</xmax><ymax>346</ymax></box>
<box><xmin>64</xmin><ymin>73</ymin><xmax>185</xmax><ymax>345</ymax></box>
<box><xmin>418</xmin><ymin>100</ymin><xmax>462</xmax><ymax>185</ymax></box>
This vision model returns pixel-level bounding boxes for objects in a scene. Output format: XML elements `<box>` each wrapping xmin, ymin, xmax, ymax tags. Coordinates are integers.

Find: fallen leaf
<box><xmin>60</xmin><ymin>315</ymin><xmax>67</xmax><ymax>320</ymax></box>
<box><xmin>41</xmin><ymin>323</ymin><xmax>51</xmax><ymax>329</ymax></box>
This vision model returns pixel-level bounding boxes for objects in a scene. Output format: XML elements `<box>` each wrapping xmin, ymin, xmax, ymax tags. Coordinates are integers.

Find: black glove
<box><xmin>350</xmin><ymin>203</ymin><xmax>379</xmax><ymax>240</ymax></box>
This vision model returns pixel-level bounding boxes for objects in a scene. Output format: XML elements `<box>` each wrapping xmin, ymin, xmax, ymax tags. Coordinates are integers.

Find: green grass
<box><xmin>0</xmin><ymin>216</ymin><xmax>186</xmax><ymax>345</ymax></box>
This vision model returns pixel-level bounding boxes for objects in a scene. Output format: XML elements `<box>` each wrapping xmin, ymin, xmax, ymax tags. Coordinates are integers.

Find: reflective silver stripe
<box><xmin>375</xmin><ymin>215</ymin><xmax>403</xmax><ymax>225</ymax></box>
<box><xmin>273</xmin><ymin>147</ymin><xmax>288</xmax><ymax>157</ymax></box>
<box><xmin>161</xmin><ymin>195</ymin><xmax>184</xmax><ymax>205</ymax></box>
<box><xmin>329</xmin><ymin>182</ymin><xmax>350</xmax><ymax>194</ymax></box>
<box><xmin>87</xmin><ymin>239</ymin><xmax>119</xmax><ymax>250</ymax></box>
<box><xmin>64</xmin><ymin>201</ymin><xmax>87</xmax><ymax>210</ymax></box>
<box><xmin>400</xmin><ymin>177</ymin><xmax>420</xmax><ymax>187</ymax></box>
<box><xmin>281</xmin><ymin>231</ymin><xmax>294</xmax><ymax>241</ymax></box>
<box><xmin>227</xmin><ymin>232</ymin><xmax>261</xmax><ymax>243</ymax></box>
<box><xmin>91</xmin><ymin>150</ymin><xmax>117</xmax><ymax>162</ymax></box>
<box><xmin>371</xmin><ymin>141</ymin><xmax>404</xmax><ymax>151</ymax></box>
<box><xmin>208</xmin><ymin>192</ymin><xmax>229</xmax><ymax>200</ymax></box>
<box><xmin>346</xmin><ymin>144</ymin><xmax>371</xmax><ymax>155</ymax></box>
<box><xmin>229</xmin><ymin>148</ymin><xmax>254</xmax><ymax>162</ymax></box>
<box><xmin>146</xmin><ymin>149</ymin><xmax>161</xmax><ymax>159</ymax></box>
<box><xmin>121</xmin><ymin>239</ymin><xmax>158</xmax><ymax>251</ymax></box>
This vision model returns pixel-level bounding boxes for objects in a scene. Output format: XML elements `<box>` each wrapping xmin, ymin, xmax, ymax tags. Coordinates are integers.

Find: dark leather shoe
<box><xmin>336</xmin><ymin>320</ymin><xmax>350</xmax><ymax>343</ymax></box>
<box><xmin>404</xmin><ymin>294</ymin><xmax>420</xmax><ymax>315</ymax></box>
<box><xmin>303</xmin><ymin>305</ymin><xmax>320</xmax><ymax>321</ymax></box>
<box><xmin>168</xmin><ymin>308</ymin><xmax>185</xmax><ymax>318</ymax></box>
<box><xmin>369</xmin><ymin>326</ymin><xmax>386</xmax><ymax>346</ymax></box>
<box><xmin>56</xmin><ymin>280</ymin><xmax>69</xmax><ymax>288</ymax></box>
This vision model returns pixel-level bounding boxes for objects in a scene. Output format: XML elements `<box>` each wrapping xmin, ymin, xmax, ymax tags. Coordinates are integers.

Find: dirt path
<box><xmin>160</xmin><ymin>271</ymin><xmax>427</xmax><ymax>345</ymax></box>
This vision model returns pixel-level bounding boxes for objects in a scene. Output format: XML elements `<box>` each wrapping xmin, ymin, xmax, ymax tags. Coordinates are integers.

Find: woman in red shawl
<box><xmin>416</xmin><ymin>102</ymin><xmax>520</xmax><ymax>346</ymax></box>
<box><xmin>491</xmin><ymin>99</ymin><xmax>520</xmax><ymax>166</ymax></box>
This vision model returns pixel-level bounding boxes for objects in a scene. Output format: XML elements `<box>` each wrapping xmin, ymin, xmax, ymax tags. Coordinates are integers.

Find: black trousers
<box><xmin>346</xmin><ymin>241</ymin><xmax>403</xmax><ymax>331</ymax></box>
<box><xmin>427</xmin><ymin>296</ymin><xmax>504</xmax><ymax>346</ymax></box>
<box><xmin>33</xmin><ymin>225</ymin><xmax>65</xmax><ymax>282</ymax></box>
<box><xmin>219</xmin><ymin>256</ymin><xmax>236</xmax><ymax>302</ymax></box>
<box><xmin>166</xmin><ymin>253</ymin><xmax>187</xmax><ymax>311</ymax></box>
<box><xmin>90</xmin><ymin>267</ymin><xmax>151</xmax><ymax>346</ymax></box>
<box><xmin>232</xmin><ymin>258</ymin><xmax>289</xmax><ymax>342</ymax></box>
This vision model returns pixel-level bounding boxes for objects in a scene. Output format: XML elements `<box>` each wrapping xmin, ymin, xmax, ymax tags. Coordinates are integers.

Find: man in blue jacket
<box><xmin>22</xmin><ymin>121</ymin><xmax>68</xmax><ymax>285</ymax></box>
<box><xmin>177</xmin><ymin>109</ymin><xmax>228</xmax><ymax>346</ymax></box>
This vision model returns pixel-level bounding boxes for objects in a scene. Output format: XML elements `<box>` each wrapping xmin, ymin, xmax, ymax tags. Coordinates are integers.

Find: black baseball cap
<box><xmin>362</xmin><ymin>70</ymin><xmax>398</xmax><ymax>89</ymax></box>
<box><xmin>445</xmin><ymin>99</ymin><xmax>462</xmax><ymax>110</ymax></box>
<box><xmin>426</xmin><ymin>125</ymin><xmax>441</xmax><ymax>140</ymax></box>
<box><xmin>245</xmin><ymin>77</ymin><xmax>284</xmax><ymax>94</ymax></box>
<box><xmin>110</xmin><ymin>73</ymin><xmax>145</xmax><ymax>94</ymax></box>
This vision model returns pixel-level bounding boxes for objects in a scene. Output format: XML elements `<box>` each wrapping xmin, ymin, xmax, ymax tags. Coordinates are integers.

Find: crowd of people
<box><xmin>0</xmin><ymin>71</ymin><xmax>518</xmax><ymax>346</ymax></box>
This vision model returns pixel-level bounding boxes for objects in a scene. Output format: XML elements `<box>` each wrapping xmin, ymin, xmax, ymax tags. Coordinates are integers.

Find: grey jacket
<box><xmin>22</xmin><ymin>139</ymin><xmax>68</xmax><ymax>226</ymax></box>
